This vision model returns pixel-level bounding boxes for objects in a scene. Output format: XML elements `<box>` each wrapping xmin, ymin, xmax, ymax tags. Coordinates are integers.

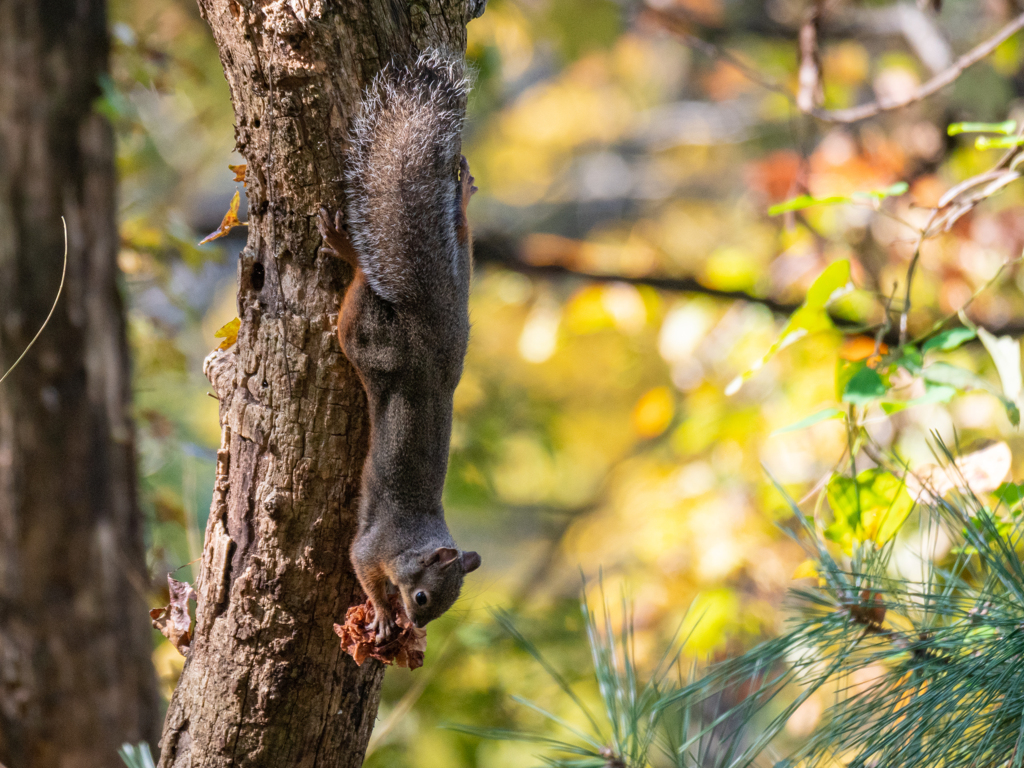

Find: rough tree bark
<box><xmin>0</xmin><ymin>1</ymin><xmax>161</xmax><ymax>766</ymax></box>
<box><xmin>158</xmin><ymin>2</ymin><xmax>483</xmax><ymax>766</ymax></box>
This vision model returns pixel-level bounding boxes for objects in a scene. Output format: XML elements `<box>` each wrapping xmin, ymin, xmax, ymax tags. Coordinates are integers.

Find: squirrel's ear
<box><xmin>461</xmin><ymin>551</ymin><xmax>481</xmax><ymax>573</ymax></box>
<box><xmin>425</xmin><ymin>547</ymin><xmax>459</xmax><ymax>567</ymax></box>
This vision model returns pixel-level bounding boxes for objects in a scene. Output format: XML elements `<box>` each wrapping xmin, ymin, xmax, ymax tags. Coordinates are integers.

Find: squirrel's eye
<box><xmin>415</xmin><ymin>591</ymin><xmax>428</xmax><ymax>606</ymax></box>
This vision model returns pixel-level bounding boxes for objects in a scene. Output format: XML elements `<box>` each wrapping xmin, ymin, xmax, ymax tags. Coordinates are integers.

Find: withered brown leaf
<box><xmin>229</xmin><ymin>163</ymin><xmax>247</xmax><ymax>183</ymax></box>
<box><xmin>908</xmin><ymin>441</ymin><xmax>1012</xmax><ymax>503</ymax></box>
<box><xmin>150</xmin><ymin>575</ymin><xmax>197</xmax><ymax>656</ymax></box>
<box><xmin>334</xmin><ymin>593</ymin><xmax>427</xmax><ymax>670</ymax></box>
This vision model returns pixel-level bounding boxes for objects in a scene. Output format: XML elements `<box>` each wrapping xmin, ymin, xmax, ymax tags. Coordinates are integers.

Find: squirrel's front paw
<box><xmin>367</xmin><ymin>607</ymin><xmax>398</xmax><ymax>644</ymax></box>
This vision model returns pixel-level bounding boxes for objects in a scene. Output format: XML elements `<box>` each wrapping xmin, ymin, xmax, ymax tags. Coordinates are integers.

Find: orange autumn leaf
<box><xmin>632</xmin><ymin>386</ymin><xmax>675</xmax><ymax>438</ymax></box>
<box><xmin>746</xmin><ymin>150</ymin><xmax>802</xmax><ymax>202</ymax></box>
<box><xmin>229</xmin><ymin>163</ymin><xmax>247</xmax><ymax>183</ymax></box>
<box><xmin>199</xmin><ymin>190</ymin><xmax>247</xmax><ymax>245</ymax></box>
<box><xmin>214</xmin><ymin>317</ymin><xmax>241</xmax><ymax>350</ymax></box>
<box><xmin>840</xmin><ymin>336</ymin><xmax>887</xmax><ymax>362</ymax></box>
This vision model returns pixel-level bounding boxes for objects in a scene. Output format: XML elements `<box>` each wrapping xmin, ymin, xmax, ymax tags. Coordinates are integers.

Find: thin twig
<box><xmin>641</xmin><ymin>7</ymin><xmax>795</xmax><ymax>101</ymax></box>
<box><xmin>475</xmin><ymin>235</ymin><xmax>1024</xmax><ymax>339</ymax></box>
<box><xmin>899</xmin><ymin>210</ymin><xmax>939</xmax><ymax>346</ymax></box>
<box><xmin>0</xmin><ymin>217</ymin><xmax>68</xmax><ymax>386</ymax></box>
<box><xmin>646</xmin><ymin>2</ymin><xmax>1024</xmax><ymax>125</ymax></box>
<box><xmin>797</xmin><ymin>2</ymin><xmax>824</xmax><ymax>113</ymax></box>
<box><xmin>877</xmin><ymin>281</ymin><xmax>898</xmax><ymax>353</ymax></box>
<box><xmin>811</xmin><ymin>12</ymin><xmax>1024</xmax><ymax>123</ymax></box>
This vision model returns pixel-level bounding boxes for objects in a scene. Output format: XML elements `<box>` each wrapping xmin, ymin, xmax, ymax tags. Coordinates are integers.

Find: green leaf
<box><xmin>975</xmin><ymin>135</ymin><xmax>1024</xmax><ymax>149</ymax></box>
<box><xmin>922</xmin><ymin>327</ymin><xmax>976</xmax><ymax>353</ymax></box>
<box><xmin>727</xmin><ymin>261</ymin><xmax>852</xmax><ymax>395</ymax></box>
<box><xmin>977</xmin><ymin>327</ymin><xmax>1022</xmax><ymax>403</ymax></box>
<box><xmin>922</xmin><ymin>361</ymin><xmax>1020</xmax><ymax>425</ymax></box>
<box><xmin>991</xmin><ymin>481</ymin><xmax>1024</xmax><ymax>510</ymax></box>
<box><xmin>842</xmin><ymin>366</ymin><xmax>887</xmax><ymax>405</ymax></box>
<box><xmin>803</xmin><ymin>260</ymin><xmax>855</xmax><ymax>308</ymax></box>
<box><xmin>880</xmin><ymin>383</ymin><xmax>957</xmax><ymax>414</ymax></box>
<box><xmin>1006</xmin><ymin>400</ymin><xmax>1021</xmax><ymax>427</ymax></box>
<box><xmin>825</xmin><ymin>469</ymin><xmax>915</xmax><ymax>551</ymax></box>
<box><xmin>947</xmin><ymin>120</ymin><xmax>1017</xmax><ymax>136</ymax></box>
<box><xmin>897</xmin><ymin>346</ymin><xmax>923</xmax><ymax>374</ymax></box>
<box><xmin>849</xmin><ymin>182</ymin><xmax>909</xmax><ymax>201</ymax></box>
<box><xmin>922</xmin><ymin>362</ymin><xmax>988</xmax><ymax>390</ymax></box>
<box><xmin>768</xmin><ymin>194</ymin><xmax>850</xmax><ymax>215</ymax></box>
<box><xmin>836</xmin><ymin>358</ymin><xmax>865</xmax><ymax>401</ymax></box>
<box><xmin>767</xmin><ymin>184</ymin><xmax>907</xmax><ymax>216</ymax></box>
<box><xmin>772</xmin><ymin>407</ymin><xmax>844</xmax><ymax>435</ymax></box>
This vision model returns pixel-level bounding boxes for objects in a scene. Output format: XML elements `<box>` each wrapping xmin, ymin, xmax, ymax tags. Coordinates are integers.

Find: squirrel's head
<box><xmin>398</xmin><ymin>547</ymin><xmax>481</xmax><ymax>628</ymax></box>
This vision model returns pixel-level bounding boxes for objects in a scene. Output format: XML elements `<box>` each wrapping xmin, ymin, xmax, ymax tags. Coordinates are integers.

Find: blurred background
<box><xmin>103</xmin><ymin>0</ymin><xmax>1024</xmax><ymax>764</ymax></box>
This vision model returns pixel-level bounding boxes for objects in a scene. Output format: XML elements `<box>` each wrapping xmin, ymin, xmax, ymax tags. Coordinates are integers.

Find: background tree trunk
<box><xmin>0</xmin><ymin>1</ymin><xmax>162</xmax><ymax>766</ymax></box>
<box><xmin>157</xmin><ymin>2</ymin><xmax>481</xmax><ymax>766</ymax></box>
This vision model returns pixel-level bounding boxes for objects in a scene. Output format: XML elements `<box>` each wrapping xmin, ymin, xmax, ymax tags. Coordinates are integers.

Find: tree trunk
<box><xmin>157</xmin><ymin>2</ymin><xmax>480</xmax><ymax>766</ymax></box>
<box><xmin>0</xmin><ymin>1</ymin><xmax>161</xmax><ymax>766</ymax></box>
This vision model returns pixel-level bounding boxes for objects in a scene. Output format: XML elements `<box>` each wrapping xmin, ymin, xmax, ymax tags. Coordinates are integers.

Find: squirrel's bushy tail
<box><xmin>345</xmin><ymin>50</ymin><xmax>470</xmax><ymax>305</ymax></box>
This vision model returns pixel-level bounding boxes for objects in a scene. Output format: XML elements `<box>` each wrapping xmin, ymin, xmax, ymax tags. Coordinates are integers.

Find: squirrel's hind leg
<box><xmin>457</xmin><ymin>156</ymin><xmax>477</xmax><ymax>245</ymax></box>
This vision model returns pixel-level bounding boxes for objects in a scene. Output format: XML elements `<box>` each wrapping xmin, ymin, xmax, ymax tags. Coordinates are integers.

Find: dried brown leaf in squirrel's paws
<box><xmin>150</xmin><ymin>575</ymin><xmax>197</xmax><ymax>656</ymax></box>
<box><xmin>334</xmin><ymin>594</ymin><xmax>427</xmax><ymax>670</ymax></box>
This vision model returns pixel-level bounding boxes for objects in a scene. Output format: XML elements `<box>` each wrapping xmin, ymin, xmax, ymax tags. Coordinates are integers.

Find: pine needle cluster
<box><xmin>465</xmin><ymin>445</ymin><xmax>1024</xmax><ymax>768</ymax></box>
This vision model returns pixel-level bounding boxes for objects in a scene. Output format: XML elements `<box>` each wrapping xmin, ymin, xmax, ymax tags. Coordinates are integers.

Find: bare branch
<box><xmin>797</xmin><ymin>4</ymin><xmax>824</xmax><ymax>113</ymax></box>
<box><xmin>474</xmin><ymin>233</ymin><xmax>1024</xmax><ymax>341</ymax></box>
<box><xmin>473</xmin><ymin>233</ymin><xmax>801</xmax><ymax>314</ymax></box>
<box><xmin>645</xmin><ymin>2</ymin><xmax>1024</xmax><ymax>125</ymax></box>
<box><xmin>641</xmin><ymin>7</ymin><xmax>795</xmax><ymax>101</ymax></box>
<box><xmin>812</xmin><ymin>12</ymin><xmax>1024</xmax><ymax>123</ymax></box>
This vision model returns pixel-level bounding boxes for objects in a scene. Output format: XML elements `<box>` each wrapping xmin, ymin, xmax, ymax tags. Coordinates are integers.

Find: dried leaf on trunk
<box><xmin>150</xmin><ymin>575</ymin><xmax>197</xmax><ymax>656</ymax></box>
<box><xmin>334</xmin><ymin>593</ymin><xmax>427</xmax><ymax>670</ymax></box>
<box><xmin>198</xmin><ymin>190</ymin><xmax>247</xmax><ymax>245</ymax></box>
<box><xmin>229</xmin><ymin>163</ymin><xmax>247</xmax><ymax>183</ymax></box>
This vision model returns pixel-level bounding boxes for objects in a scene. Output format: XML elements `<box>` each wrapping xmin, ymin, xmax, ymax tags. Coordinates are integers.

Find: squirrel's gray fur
<box><xmin>345</xmin><ymin>49</ymin><xmax>469</xmax><ymax>305</ymax></box>
<box><xmin>319</xmin><ymin>50</ymin><xmax>480</xmax><ymax>640</ymax></box>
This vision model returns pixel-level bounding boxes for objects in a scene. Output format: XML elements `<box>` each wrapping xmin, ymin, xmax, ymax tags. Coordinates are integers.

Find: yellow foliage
<box><xmin>632</xmin><ymin>386</ymin><xmax>675</xmax><ymax>438</ymax></box>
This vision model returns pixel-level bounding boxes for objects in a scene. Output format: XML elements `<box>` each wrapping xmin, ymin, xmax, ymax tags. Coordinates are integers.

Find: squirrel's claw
<box><xmin>367</xmin><ymin>606</ymin><xmax>398</xmax><ymax>644</ymax></box>
<box><xmin>317</xmin><ymin>207</ymin><xmax>358</xmax><ymax>267</ymax></box>
<box><xmin>316</xmin><ymin>208</ymin><xmax>339</xmax><ymax>258</ymax></box>
<box><xmin>459</xmin><ymin>156</ymin><xmax>477</xmax><ymax>202</ymax></box>
<box><xmin>458</xmin><ymin>156</ymin><xmax>476</xmax><ymax>241</ymax></box>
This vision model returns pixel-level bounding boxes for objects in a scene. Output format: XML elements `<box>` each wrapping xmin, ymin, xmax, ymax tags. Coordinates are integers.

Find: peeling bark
<box><xmin>158</xmin><ymin>2</ymin><xmax>481</xmax><ymax>766</ymax></box>
<box><xmin>0</xmin><ymin>0</ymin><xmax>161</xmax><ymax>765</ymax></box>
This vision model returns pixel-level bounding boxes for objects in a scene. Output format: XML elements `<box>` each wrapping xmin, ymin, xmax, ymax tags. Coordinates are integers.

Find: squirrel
<box><xmin>317</xmin><ymin>50</ymin><xmax>481</xmax><ymax>643</ymax></box>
